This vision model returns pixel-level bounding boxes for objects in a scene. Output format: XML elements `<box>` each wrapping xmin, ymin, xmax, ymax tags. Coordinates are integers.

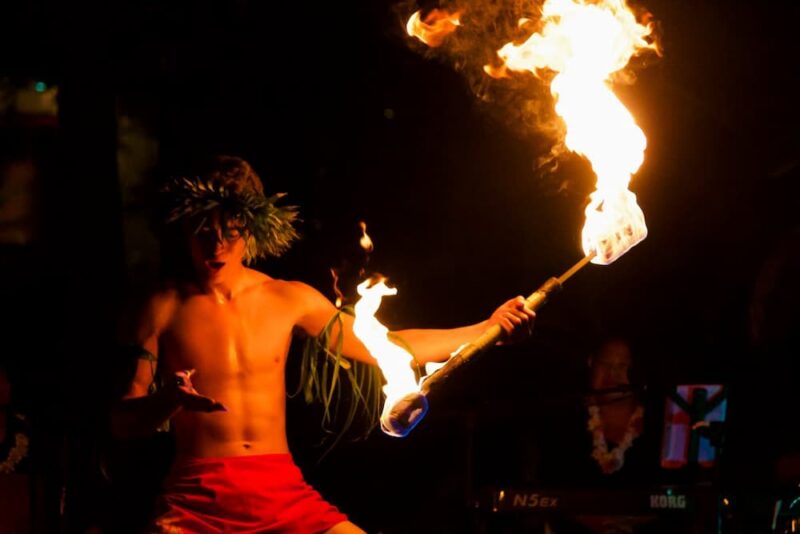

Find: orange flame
<box><xmin>406</xmin><ymin>9</ymin><xmax>462</xmax><ymax>48</ymax></box>
<box><xmin>495</xmin><ymin>0</ymin><xmax>656</xmax><ymax>264</ymax></box>
<box><xmin>352</xmin><ymin>278</ymin><xmax>419</xmax><ymax>422</ymax></box>
<box><xmin>359</xmin><ymin>221</ymin><xmax>374</xmax><ymax>252</ymax></box>
<box><xmin>330</xmin><ymin>268</ymin><xmax>344</xmax><ymax>308</ymax></box>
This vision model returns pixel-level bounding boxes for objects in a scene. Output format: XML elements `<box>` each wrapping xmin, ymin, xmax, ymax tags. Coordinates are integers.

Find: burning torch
<box><xmin>376</xmin><ymin>0</ymin><xmax>657</xmax><ymax>437</ymax></box>
<box><xmin>379</xmin><ymin>254</ymin><xmax>591</xmax><ymax>437</ymax></box>
<box><xmin>381</xmin><ymin>216</ymin><xmax>645</xmax><ymax>438</ymax></box>
<box><xmin>369</xmin><ymin>191</ymin><xmax>647</xmax><ymax>438</ymax></box>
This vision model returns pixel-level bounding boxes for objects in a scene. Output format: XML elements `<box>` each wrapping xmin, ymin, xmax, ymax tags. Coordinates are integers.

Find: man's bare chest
<box><xmin>160</xmin><ymin>296</ymin><xmax>296</xmax><ymax>374</ymax></box>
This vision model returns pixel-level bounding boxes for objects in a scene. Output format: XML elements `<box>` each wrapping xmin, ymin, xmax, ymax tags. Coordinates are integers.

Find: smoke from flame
<box><xmin>403</xmin><ymin>0</ymin><xmax>660</xmax><ymax>201</ymax></box>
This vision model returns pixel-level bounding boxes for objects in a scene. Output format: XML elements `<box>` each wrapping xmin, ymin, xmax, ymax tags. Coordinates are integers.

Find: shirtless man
<box><xmin>111</xmin><ymin>156</ymin><xmax>535</xmax><ymax>533</ymax></box>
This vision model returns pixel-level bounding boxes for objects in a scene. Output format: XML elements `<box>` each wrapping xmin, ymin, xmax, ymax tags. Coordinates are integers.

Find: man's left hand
<box><xmin>488</xmin><ymin>296</ymin><xmax>536</xmax><ymax>344</ymax></box>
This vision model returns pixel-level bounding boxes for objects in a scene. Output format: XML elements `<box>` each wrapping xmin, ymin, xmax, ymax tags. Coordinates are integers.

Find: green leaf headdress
<box><xmin>160</xmin><ymin>175</ymin><xmax>300</xmax><ymax>263</ymax></box>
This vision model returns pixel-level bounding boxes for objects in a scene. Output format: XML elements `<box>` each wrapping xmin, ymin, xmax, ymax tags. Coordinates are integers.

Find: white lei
<box><xmin>587</xmin><ymin>404</ymin><xmax>643</xmax><ymax>474</ymax></box>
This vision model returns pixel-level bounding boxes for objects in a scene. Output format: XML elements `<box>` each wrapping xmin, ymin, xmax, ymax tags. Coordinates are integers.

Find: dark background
<box><xmin>0</xmin><ymin>0</ymin><xmax>798</xmax><ymax>532</ymax></box>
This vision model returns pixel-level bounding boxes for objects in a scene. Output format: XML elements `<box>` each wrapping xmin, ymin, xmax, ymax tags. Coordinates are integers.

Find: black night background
<box><xmin>0</xmin><ymin>0</ymin><xmax>798</xmax><ymax>532</ymax></box>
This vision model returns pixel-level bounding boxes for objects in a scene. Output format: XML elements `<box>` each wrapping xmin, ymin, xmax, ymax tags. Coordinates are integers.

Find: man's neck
<box><xmin>200</xmin><ymin>266</ymin><xmax>250</xmax><ymax>302</ymax></box>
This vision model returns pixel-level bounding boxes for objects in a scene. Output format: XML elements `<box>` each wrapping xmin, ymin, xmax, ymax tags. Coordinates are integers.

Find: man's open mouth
<box><xmin>206</xmin><ymin>260</ymin><xmax>225</xmax><ymax>270</ymax></box>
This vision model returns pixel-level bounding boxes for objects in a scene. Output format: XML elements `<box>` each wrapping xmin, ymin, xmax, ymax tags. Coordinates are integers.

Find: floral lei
<box><xmin>0</xmin><ymin>432</ymin><xmax>29</xmax><ymax>474</ymax></box>
<box><xmin>587</xmin><ymin>404</ymin><xmax>643</xmax><ymax>474</ymax></box>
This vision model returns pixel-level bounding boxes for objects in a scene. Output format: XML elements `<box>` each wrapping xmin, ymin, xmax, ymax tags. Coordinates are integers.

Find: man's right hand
<box><xmin>170</xmin><ymin>370</ymin><xmax>227</xmax><ymax>412</ymax></box>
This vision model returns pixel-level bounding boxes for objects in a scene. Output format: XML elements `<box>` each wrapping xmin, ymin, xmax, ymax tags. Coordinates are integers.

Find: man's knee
<box><xmin>325</xmin><ymin>520</ymin><xmax>367</xmax><ymax>534</ymax></box>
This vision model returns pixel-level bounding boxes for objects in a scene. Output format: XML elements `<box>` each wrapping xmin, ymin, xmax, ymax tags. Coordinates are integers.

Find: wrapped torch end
<box><xmin>380</xmin><ymin>257</ymin><xmax>595</xmax><ymax>438</ymax></box>
<box><xmin>380</xmin><ymin>393</ymin><xmax>429</xmax><ymax>438</ymax></box>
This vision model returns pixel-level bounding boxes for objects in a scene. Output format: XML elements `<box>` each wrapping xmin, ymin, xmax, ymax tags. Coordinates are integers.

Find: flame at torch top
<box><xmin>495</xmin><ymin>0</ymin><xmax>656</xmax><ymax>264</ymax></box>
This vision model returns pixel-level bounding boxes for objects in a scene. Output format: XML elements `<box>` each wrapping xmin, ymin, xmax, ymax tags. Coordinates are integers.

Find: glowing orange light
<box><xmin>330</xmin><ymin>268</ymin><xmax>344</xmax><ymax>309</ymax></box>
<box><xmin>406</xmin><ymin>9</ymin><xmax>462</xmax><ymax>48</ymax></box>
<box><xmin>359</xmin><ymin>221</ymin><xmax>373</xmax><ymax>252</ymax></box>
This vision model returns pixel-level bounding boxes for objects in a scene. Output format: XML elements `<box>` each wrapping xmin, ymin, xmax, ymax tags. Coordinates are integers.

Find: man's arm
<box><xmin>359</xmin><ymin>295</ymin><xmax>534</xmax><ymax>364</ymax></box>
<box><xmin>292</xmin><ymin>282</ymin><xmax>535</xmax><ymax>366</ymax></box>
<box><xmin>110</xmin><ymin>291</ymin><xmax>224</xmax><ymax>440</ymax></box>
<box><xmin>111</xmin><ymin>368</ymin><xmax>226</xmax><ymax>439</ymax></box>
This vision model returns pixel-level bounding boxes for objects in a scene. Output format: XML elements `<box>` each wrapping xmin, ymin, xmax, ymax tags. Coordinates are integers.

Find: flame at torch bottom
<box><xmin>380</xmin><ymin>393</ymin><xmax>429</xmax><ymax>437</ymax></box>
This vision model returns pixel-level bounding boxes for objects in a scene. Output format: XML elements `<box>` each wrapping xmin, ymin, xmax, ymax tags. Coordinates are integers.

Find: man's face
<box><xmin>590</xmin><ymin>340</ymin><xmax>632</xmax><ymax>392</ymax></box>
<box><xmin>187</xmin><ymin>210</ymin><xmax>248</xmax><ymax>282</ymax></box>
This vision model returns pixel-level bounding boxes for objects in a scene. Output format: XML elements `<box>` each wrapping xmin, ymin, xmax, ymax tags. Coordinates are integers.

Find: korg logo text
<box><xmin>650</xmin><ymin>494</ymin><xmax>687</xmax><ymax>509</ymax></box>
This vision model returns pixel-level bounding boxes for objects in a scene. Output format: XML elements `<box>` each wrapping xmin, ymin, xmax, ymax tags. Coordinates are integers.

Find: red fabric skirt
<box><xmin>151</xmin><ymin>454</ymin><xmax>348</xmax><ymax>533</ymax></box>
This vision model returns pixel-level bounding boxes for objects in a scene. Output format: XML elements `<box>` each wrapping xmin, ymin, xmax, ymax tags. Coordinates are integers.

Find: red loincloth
<box><xmin>150</xmin><ymin>454</ymin><xmax>349</xmax><ymax>533</ymax></box>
